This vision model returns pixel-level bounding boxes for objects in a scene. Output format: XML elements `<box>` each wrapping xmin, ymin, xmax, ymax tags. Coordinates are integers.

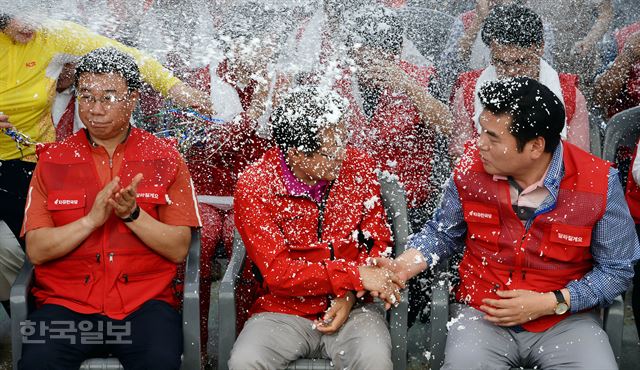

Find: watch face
<box><xmin>555</xmin><ymin>303</ymin><xmax>569</xmax><ymax>315</ymax></box>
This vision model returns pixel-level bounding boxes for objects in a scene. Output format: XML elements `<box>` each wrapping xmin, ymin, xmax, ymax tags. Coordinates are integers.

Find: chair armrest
<box><xmin>389</xmin><ymin>289</ymin><xmax>409</xmax><ymax>370</ymax></box>
<box><xmin>429</xmin><ymin>274</ymin><xmax>450</xmax><ymax>370</ymax></box>
<box><xmin>217</xmin><ymin>230</ymin><xmax>246</xmax><ymax>370</ymax></box>
<box><xmin>602</xmin><ymin>294</ymin><xmax>624</xmax><ymax>364</ymax></box>
<box><xmin>181</xmin><ymin>228</ymin><xmax>202</xmax><ymax>370</ymax></box>
<box><xmin>10</xmin><ymin>260</ymin><xmax>34</xmax><ymax>370</ymax></box>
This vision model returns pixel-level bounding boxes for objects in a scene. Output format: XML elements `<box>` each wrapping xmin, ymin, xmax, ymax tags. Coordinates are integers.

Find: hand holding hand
<box><xmin>0</xmin><ymin>113</ymin><xmax>13</xmax><ymax>130</ymax></box>
<box><xmin>357</xmin><ymin>265</ymin><xmax>402</xmax><ymax>310</ymax></box>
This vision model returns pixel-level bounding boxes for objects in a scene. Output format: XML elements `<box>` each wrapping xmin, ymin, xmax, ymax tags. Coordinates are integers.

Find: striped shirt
<box><xmin>409</xmin><ymin>142</ymin><xmax>640</xmax><ymax>312</ymax></box>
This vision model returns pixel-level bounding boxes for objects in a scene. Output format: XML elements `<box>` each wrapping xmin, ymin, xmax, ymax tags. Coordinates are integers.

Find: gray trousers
<box><xmin>228</xmin><ymin>303</ymin><xmax>392</xmax><ymax>370</ymax></box>
<box><xmin>442</xmin><ymin>304</ymin><xmax>618</xmax><ymax>370</ymax></box>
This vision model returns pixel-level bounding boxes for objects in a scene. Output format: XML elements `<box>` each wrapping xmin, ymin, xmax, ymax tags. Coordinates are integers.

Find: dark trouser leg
<box><xmin>0</xmin><ymin>159</ymin><xmax>36</xmax><ymax>248</ymax></box>
<box><xmin>633</xmin><ymin>225</ymin><xmax>640</xmax><ymax>338</ymax></box>
<box><xmin>111</xmin><ymin>300</ymin><xmax>183</xmax><ymax>370</ymax></box>
<box><xmin>19</xmin><ymin>304</ymin><xmax>105</xmax><ymax>370</ymax></box>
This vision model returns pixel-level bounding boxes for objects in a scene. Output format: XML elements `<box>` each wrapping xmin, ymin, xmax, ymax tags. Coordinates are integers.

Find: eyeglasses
<box><xmin>77</xmin><ymin>93</ymin><xmax>129</xmax><ymax>107</ymax></box>
<box><xmin>318</xmin><ymin>146</ymin><xmax>346</xmax><ymax>162</ymax></box>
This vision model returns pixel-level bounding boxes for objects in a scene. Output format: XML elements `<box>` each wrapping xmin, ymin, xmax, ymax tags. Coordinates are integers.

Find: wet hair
<box><xmin>481</xmin><ymin>4</ymin><xmax>544</xmax><ymax>48</ymax></box>
<box><xmin>74</xmin><ymin>47</ymin><xmax>142</xmax><ymax>91</ymax></box>
<box><xmin>0</xmin><ymin>14</ymin><xmax>11</xmax><ymax>30</ymax></box>
<box><xmin>478</xmin><ymin>77</ymin><xmax>564</xmax><ymax>153</ymax></box>
<box><xmin>347</xmin><ymin>6</ymin><xmax>404</xmax><ymax>56</ymax></box>
<box><xmin>271</xmin><ymin>87</ymin><xmax>347</xmax><ymax>156</ymax></box>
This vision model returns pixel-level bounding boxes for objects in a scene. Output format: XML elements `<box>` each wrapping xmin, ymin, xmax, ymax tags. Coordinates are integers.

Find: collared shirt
<box><xmin>494</xmin><ymin>165</ymin><xmax>551</xmax><ymax>224</ymax></box>
<box><xmin>279</xmin><ymin>151</ymin><xmax>328</xmax><ymax>203</ymax></box>
<box><xmin>409</xmin><ymin>142</ymin><xmax>640</xmax><ymax>313</ymax></box>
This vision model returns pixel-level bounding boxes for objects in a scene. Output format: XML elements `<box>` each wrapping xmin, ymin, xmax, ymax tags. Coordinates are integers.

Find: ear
<box><xmin>529</xmin><ymin>136</ymin><xmax>546</xmax><ymax>159</ymax></box>
<box><xmin>534</xmin><ymin>43</ymin><xmax>544</xmax><ymax>58</ymax></box>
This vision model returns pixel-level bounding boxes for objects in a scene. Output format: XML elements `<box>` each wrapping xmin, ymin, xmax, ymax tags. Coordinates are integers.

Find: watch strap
<box><xmin>122</xmin><ymin>205</ymin><xmax>140</xmax><ymax>223</ymax></box>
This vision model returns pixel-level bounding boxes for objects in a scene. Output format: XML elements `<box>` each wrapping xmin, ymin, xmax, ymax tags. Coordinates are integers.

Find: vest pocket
<box><xmin>115</xmin><ymin>269</ymin><xmax>175</xmax><ymax>313</ymax></box>
<box><xmin>47</xmin><ymin>189</ymin><xmax>86</xmax><ymax>226</ymax></box>
<box><xmin>463</xmin><ymin>201</ymin><xmax>500</xmax><ymax>252</ymax></box>
<box><xmin>541</xmin><ymin>224</ymin><xmax>592</xmax><ymax>262</ymax></box>
<box><xmin>35</xmin><ymin>268</ymin><xmax>95</xmax><ymax>305</ymax></box>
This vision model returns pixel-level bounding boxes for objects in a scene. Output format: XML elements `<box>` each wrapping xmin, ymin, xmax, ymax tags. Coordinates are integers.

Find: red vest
<box><xmin>625</xmin><ymin>140</ymin><xmax>640</xmax><ymax>223</ymax></box>
<box><xmin>454</xmin><ymin>142</ymin><xmax>610</xmax><ymax>332</ymax></box>
<box><xmin>454</xmin><ymin>69</ymin><xmax>578</xmax><ymax>134</ymax></box>
<box><xmin>33</xmin><ymin>128</ymin><xmax>181</xmax><ymax>319</ymax></box>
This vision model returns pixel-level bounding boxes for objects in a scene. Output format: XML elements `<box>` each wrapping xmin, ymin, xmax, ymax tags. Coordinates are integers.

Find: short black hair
<box><xmin>74</xmin><ymin>47</ymin><xmax>142</xmax><ymax>91</ymax></box>
<box><xmin>271</xmin><ymin>87</ymin><xmax>347</xmax><ymax>155</ymax></box>
<box><xmin>347</xmin><ymin>6</ymin><xmax>404</xmax><ymax>56</ymax></box>
<box><xmin>0</xmin><ymin>14</ymin><xmax>11</xmax><ymax>30</ymax></box>
<box><xmin>478</xmin><ymin>77</ymin><xmax>564</xmax><ymax>153</ymax></box>
<box><xmin>481</xmin><ymin>4</ymin><xmax>544</xmax><ymax>48</ymax></box>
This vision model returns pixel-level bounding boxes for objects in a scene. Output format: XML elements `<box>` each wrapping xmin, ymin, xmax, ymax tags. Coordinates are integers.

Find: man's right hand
<box><xmin>358</xmin><ymin>265</ymin><xmax>403</xmax><ymax>310</ymax></box>
<box><xmin>83</xmin><ymin>177</ymin><xmax>120</xmax><ymax>229</ymax></box>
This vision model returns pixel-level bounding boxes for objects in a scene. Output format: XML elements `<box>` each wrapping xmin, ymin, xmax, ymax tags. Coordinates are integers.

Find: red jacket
<box><xmin>453</xmin><ymin>69</ymin><xmax>578</xmax><ymax>128</ymax></box>
<box><xmin>454</xmin><ymin>142</ymin><xmax>609</xmax><ymax>332</ymax></box>
<box><xmin>33</xmin><ymin>129</ymin><xmax>183</xmax><ymax>319</ymax></box>
<box><xmin>234</xmin><ymin>147</ymin><xmax>392</xmax><ymax>320</ymax></box>
<box><xmin>186</xmin><ymin>60</ymin><xmax>271</xmax><ymax>196</ymax></box>
<box><xmin>608</xmin><ymin>22</ymin><xmax>640</xmax><ymax>118</ymax></box>
<box><xmin>625</xmin><ymin>139</ymin><xmax>640</xmax><ymax>223</ymax></box>
<box><xmin>338</xmin><ymin>61</ymin><xmax>437</xmax><ymax>208</ymax></box>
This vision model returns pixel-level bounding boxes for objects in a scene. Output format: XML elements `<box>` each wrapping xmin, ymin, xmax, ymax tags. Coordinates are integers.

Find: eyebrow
<box><xmin>480</xmin><ymin>125</ymin><xmax>499</xmax><ymax>139</ymax></box>
<box><xmin>78</xmin><ymin>88</ymin><xmax>120</xmax><ymax>93</ymax></box>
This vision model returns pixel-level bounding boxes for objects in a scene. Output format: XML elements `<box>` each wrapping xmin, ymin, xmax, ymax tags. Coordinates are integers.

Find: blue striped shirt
<box><xmin>409</xmin><ymin>142</ymin><xmax>640</xmax><ymax>312</ymax></box>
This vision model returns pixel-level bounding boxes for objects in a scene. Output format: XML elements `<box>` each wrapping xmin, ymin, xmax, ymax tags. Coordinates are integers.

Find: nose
<box><xmin>89</xmin><ymin>100</ymin><xmax>107</xmax><ymax>115</ymax></box>
<box><xmin>477</xmin><ymin>134</ymin><xmax>490</xmax><ymax>151</ymax></box>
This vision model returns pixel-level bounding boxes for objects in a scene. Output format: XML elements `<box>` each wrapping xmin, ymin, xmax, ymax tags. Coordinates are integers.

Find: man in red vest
<box><xmin>20</xmin><ymin>47</ymin><xmax>201</xmax><ymax>370</ymax></box>
<box><xmin>449</xmin><ymin>4</ymin><xmax>590</xmax><ymax>159</ymax></box>
<box><xmin>373</xmin><ymin>77</ymin><xmax>639</xmax><ymax>368</ymax></box>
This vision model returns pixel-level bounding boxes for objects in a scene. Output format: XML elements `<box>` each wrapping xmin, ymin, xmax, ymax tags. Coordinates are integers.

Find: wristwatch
<box><xmin>121</xmin><ymin>205</ymin><xmax>140</xmax><ymax>223</ymax></box>
<box><xmin>553</xmin><ymin>290</ymin><xmax>569</xmax><ymax>315</ymax></box>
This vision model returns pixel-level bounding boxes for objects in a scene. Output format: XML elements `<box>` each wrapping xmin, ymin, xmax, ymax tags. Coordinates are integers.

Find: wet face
<box><xmin>3</xmin><ymin>18</ymin><xmax>36</xmax><ymax>44</ymax></box>
<box><xmin>490</xmin><ymin>42</ymin><xmax>543</xmax><ymax>79</ymax></box>
<box><xmin>288</xmin><ymin>122</ymin><xmax>349</xmax><ymax>184</ymax></box>
<box><xmin>476</xmin><ymin>110</ymin><xmax>534</xmax><ymax>177</ymax></box>
<box><xmin>77</xmin><ymin>73</ymin><xmax>138</xmax><ymax>142</ymax></box>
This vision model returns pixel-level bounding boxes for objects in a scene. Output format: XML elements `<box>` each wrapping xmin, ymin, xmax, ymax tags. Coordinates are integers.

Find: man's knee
<box><xmin>345</xmin><ymin>345</ymin><xmax>393</xmax><ymax>370</ymax></box>
<box><xmin>228</xmin><ymin>345</ymin><xmax>271</xmax><ymax>370</ymax></box>
<box><xmin>19</xmin><ymin>343</ymin><xmax>81</xmax><ymax>370</ymax></box>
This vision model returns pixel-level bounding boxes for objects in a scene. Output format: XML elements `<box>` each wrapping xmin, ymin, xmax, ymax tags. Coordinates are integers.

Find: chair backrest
<box><xmin>218</xmin><ymin>174</ymin><xmax>410</xmax><ymax>370</ymax></box>
<box><xmin>588</xmin><ymin>107</ymin><xmax>606</xmax><ymax>158</ymax></box>
<box><xmin>11</xmin><ymin>228</ymin><xmax>202</xmax><ymax>370</ymax></box>
<box><xmin>602</xmin><ymin>106</ymin><xmax>640</xmax><ymax>185</ymax></box>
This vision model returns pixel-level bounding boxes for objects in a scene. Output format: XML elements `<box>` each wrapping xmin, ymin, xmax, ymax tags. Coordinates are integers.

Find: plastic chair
<box><xmin>588</xmin><ymin>107</ymin><xmax>606</xmax><ymax>158</ymax></box>
<box><xmin>603</xmin><ymin>106</ymin><xmax>640</xmax><ymax>166</ymax></box>
<box><xmin>218</xmin><ymin>175</ymin><xmax>410</xmax><ymax>370</ymax></box>
<box><xmin>10</xmin><ymin>228</ymin><xmax>202</xmax><ymax>370</ymax></box>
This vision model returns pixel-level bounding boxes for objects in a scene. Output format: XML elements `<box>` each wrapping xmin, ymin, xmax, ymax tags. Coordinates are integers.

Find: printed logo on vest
<box><xmin>54</xmin><ymin>198</ymin><xmax>79</xmax><ymax>205</ymax></box>
<box><xmin>25</xmin><ymin>61</ymin><xmax>36</xmax><ymax>68</ymax></box>
<box><xmin>556</xmin><ymin>232</ymin><xmax>583</xmax><ymax>243</ymax></box>
<box><xmin>469</xmin><ymin>210</ymin><xmax>492</xmax><ymax>219</ymax></box>
<box><xmin>137</xmin><ymin>192</ymin><xmax>159</xmax><ymax>200</ymax></box>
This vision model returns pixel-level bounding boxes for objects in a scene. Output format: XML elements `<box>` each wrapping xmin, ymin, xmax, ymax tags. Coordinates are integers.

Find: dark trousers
<box><xmin>19</xmin><ymin>300</ymin><xmax>182</xmax><ymax>370</ymax></box>
<box><xmin>0</xmin><ymin>159</ymin><xmax>36</xmax><ymax>248</ymax></box>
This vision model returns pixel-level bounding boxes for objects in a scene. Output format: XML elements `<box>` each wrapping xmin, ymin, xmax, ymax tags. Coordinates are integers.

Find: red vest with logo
<box><xmin>454</xmin><ymin>69</ymin><xmax>578</xmax><ymax>133</ymax></box>
<box><xmin>625</xmin><ymin>140</ymin><xmax>640</xmax><ymax>223</ymax></box>
<box><xmin>33</xmin><ymin>128</ymin><xmax>181</xmax><ymax>319</ymax></box>
<box><xmin>454</xmin><ymin>142</ymin><xmax>609</xmax><ymax>332</ymax></box>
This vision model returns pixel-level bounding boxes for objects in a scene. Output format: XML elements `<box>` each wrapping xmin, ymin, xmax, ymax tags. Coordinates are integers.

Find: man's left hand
<box><xmin>315</xmin><ymin>291</ymin><xmax>356</xmax><ymax>334</ymax></box>
<box><xmin>480</xmin><ymin>289</ymin><xmax>556</xmax><ymax>327</ymax></box>
<box><xmin>110</xmin><ymin>173</ymin><xmax>144</xmax><ymax>219</ymax></box>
